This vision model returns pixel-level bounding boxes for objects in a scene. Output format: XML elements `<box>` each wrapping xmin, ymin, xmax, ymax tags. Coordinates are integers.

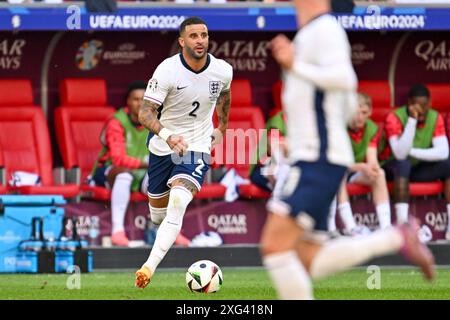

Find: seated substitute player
<box><xmin>260</xmin><ymin>0</ymin><xmax>434</xmax><ymax>300</ymax></box>
<box><xmin>249</xmin><ymin>109</ymin><xmax>288</xmax><ymax>193</ymax></box>
<box><xmin>328</xmin><ymin>93</ymin><xmax>392</xmax><ymax>234</ymax></box>
<box><xmin>381</xmin><ymin>84</ymin><xmax>450</xmax><ymax>225</ymax></box>
<box><xmin>90</xmin><ymin>81</ymin><xmax>149</xmax><ymax>247</ymax></box>
<box><xmin>135</xmin><ymin>17</ymin><xmax>233</xmax><ymax>288</ymax></box>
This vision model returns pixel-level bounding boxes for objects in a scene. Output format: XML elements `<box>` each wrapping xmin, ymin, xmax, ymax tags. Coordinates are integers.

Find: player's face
<box><xmin>127</xmin><ymin>89</ymin><xmax>145</xmax><ymax>119</ymax></box>
<box><xmin>408</xmin><ymin>96</ymin><xmax>430</xmax><ymax>123</ymax></box>
<box><xmin>179</xmin><ymin>24</ymin><xmax>209</xmax><ymax>60</ymax></box>
<box><xmin>350</xmin><ymin>104</ymin><xmax>371</xmax><ymax>131</ymax></box>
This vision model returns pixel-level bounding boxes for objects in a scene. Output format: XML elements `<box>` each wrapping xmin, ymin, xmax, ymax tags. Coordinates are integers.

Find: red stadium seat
<box><xmin>346</xmin><ymin>183</ymin><xmax>371</xmax><ymax>196</ymax></box>
<box><xmin>358</xmin><ymin>80</ymin><xmax>392</xmax><ymax>109</ymax></box>
<box><xmin>59</xmin><ymin>78</ymin><xmax>108</xmax><ymax>107</ymax></box>
<box><xmin>387</xmin><ymin>181</ymin><xmax>443</xmax><ymax>197</ymax></box>
<box><xmin>427</xmin><ymin>83</ymin><xmax>450</xmax><ymax>112</ymax></box>
<box><xmin>55</xmin><ymin>78</ymin><xmax>145</xmax><ymax>201</ymax></box>
<box><xmin>0</xmin><ymin>79</ymin><xmax>34</xmax><ymax>107</ymax></box>
<box><xmin>238</xmin><ymin>184</ymin><xmax>271</xmax><ymax>199</ymax></box>
<box><xmin>0</xmin><ymin>80</ymin><xmax>80</xmax><ymax>198</ymax></box>
<box><xmin>195</xmin><ymin>183</ymin><xmax>227</xmax><ymax>200</ymax></box>
<box><xmin>213</xmin><ymin>107</ymin><xmax>265</xmax><ymax>178</ymax></box>
<box><xmin>210</xmin><ymin>107</ymin><xmax>268</xmax><ymax>199</ymax></box>
<box><xmin>347</xmin><ymin>181</ymin><xmax>443</xmax><ymax>198</ymax></box>
<box><xmin>269</xmin><ymin>80</ymin><xmax>283</xmax><ymax>118</ymax></box>
<box><xmin>410</xmin><ymin>182</ymin><xmax>444</xmax><ymax>196</ymax></box>
<box><xmin>196</xmin><ymin>80</ymin><xmax>266</xmax><ymax>200</ymax></box>
<box><xmin>230</xmin><ymin>79</ymin><xmax>255</xmax><ymax>108</ymax></box>
<box><xmin>55</xmin><ymin>78</ymin><xmax>115</xmax><ymax>183</ymax></box>
<box><xmin>370</xmin><ymin>106</ymin><xmax>391</xmax><ymax>127</ymax></box>
<box><xmin>199</xmin><ymin>107</ymin><xmax>267</xmax><ymax>200</ymax></box>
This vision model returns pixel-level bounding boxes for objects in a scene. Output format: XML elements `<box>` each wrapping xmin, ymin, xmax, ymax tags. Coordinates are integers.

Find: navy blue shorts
<box><xmin>147</xmin><ymin>151</ymin><xmax>211</xmax><ymax>199</ymax></box>
<box><xmin>268</xmin><ymin>160</ymin><xmax>346</xmax><ymax>232</ymax></box>
<box><xmin>250</xmin><ymin>164</ymin><xmax>273</xmax><ymax>193</ymax></box>
<box><xmin>91</xmin><ymin>165</ymin><xmax>110</xmax><ymax>187</ymax></box>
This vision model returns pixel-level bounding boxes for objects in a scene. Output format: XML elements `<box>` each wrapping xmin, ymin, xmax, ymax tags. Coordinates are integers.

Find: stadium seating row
<box><xmin>1</xmin><ymin>78</ymin><xmax>449</xmax><ymax>201</ymax></box>
<box><xmin>348</xmin><ymin>80</ymin><xmax>450</xmax><ymax>197</ymax></box>
<box><xmin>0</xmin><ymin>78</ymin><xmax>269</xmax><ymax>200</ymax></box>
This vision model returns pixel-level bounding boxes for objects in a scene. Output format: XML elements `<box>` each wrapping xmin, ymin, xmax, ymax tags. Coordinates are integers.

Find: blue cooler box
<box><xmin>55</xmin><ymin>250</ymin><xmax>93</xmax><ymax>273</ymax></box>
<box><xmin>0</xmin><ymin>195</ymin><xmax>65</xmax><ymax>273</ymax></box>
<box><xmin>16</xmin><ymin>251</ymin><xmax>56</xmax><ymax>273</ymax></box>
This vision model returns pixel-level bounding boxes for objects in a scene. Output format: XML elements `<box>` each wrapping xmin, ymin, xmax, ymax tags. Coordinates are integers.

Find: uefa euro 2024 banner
<box><xmin>1</xmin><ymin>30</ymin><xmax>450</xmax><ymax>115</ymax></box>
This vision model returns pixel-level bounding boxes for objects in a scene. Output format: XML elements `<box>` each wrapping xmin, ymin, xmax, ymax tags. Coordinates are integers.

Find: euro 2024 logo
<box><xmin>76</xmin><ymin>40</ymin><xmax>104</xmax><ymax>71</ymax></box>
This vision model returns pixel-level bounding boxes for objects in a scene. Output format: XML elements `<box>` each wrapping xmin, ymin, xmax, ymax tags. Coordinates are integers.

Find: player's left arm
<box><xmin>212</xmin><ymin>89</ymin><xmax>231</xmax><ymax>145</ymax></box>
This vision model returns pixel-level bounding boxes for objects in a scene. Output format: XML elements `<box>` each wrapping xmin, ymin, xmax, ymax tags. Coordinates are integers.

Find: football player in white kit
<box><xmin>260</xmin><ymin>0</ymin><xmax>435</xmax><ymax>300</ymax></box>
<box><xmin>135</xmin><ymin>17</ymin><xmax>233</xmax><ymax>288</ymax></box>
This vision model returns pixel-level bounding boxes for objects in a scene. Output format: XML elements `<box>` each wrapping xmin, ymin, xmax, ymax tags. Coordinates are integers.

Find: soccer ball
<box><xmin>185</xmin><ymin>260</ymin><xmax>223</xmax><ymax>293</ymax></box>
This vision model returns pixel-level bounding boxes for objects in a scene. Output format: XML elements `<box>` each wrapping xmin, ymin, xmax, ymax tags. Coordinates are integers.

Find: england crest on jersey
<box><xmin>209</xmin><ymin>81</ymin><xmax>220</xmax><ymax>96</ymax></box>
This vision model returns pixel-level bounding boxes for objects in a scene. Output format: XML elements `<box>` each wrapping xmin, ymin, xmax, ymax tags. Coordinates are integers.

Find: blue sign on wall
<box><xmin>0</xmin><ymin>6</ymin><xmax>449</xmax><ymax>32</ymax></box>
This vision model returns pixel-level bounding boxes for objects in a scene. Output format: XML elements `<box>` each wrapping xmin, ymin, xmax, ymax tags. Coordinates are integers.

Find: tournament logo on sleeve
<box><xmin>148</xmin><ymin>78</ymin><xmax>158</xmax><ymax>93</ymax></box>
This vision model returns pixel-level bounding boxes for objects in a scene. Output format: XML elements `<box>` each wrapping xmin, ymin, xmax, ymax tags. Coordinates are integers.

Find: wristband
<box><xmin>158</xmin><ymin>128</ymin><xmax>174</xmax><ymax>142</ymax></box>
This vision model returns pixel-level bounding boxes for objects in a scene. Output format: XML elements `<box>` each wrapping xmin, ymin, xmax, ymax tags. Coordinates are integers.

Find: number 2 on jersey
<box><xmin>189</xmin><ymin>101</ymin><xmax>200</xmax><ymax>117</ymax></box>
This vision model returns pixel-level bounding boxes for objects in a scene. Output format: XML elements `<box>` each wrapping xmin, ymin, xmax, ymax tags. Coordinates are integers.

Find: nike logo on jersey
<box><xmin>177</xmin><ymin>85</ymin><xmax>188</xmax><ymax>90</ymax></box>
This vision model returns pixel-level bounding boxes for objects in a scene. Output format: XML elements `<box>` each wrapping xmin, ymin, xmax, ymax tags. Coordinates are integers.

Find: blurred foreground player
<box><xmin>135</xmin><ymin>17</ymin><xmax>233</xmax><ymax>288</ymax></box>
<box><xmin>260</xmin><ymin>0</ymin><xmax>435</xmax><ymax>300</ymax></box>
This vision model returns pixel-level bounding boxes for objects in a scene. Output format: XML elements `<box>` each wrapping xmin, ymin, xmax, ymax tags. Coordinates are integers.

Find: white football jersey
<box><xmin>144</xmin><ymin>53</ymin><xmax>233</xmax><ymax>156</ymax></box>
<box><xmin>283</xmin><ymin>14</ymin><xmax>358</xmax><ymax>167</ymax></box>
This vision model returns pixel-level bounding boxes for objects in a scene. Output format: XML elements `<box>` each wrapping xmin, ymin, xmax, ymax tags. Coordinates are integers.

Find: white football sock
<box><xmin>263</xmin><ymin>251</ymin><xmax>313</xmax><ymax>300</ymax></box>
<box><xmin>376</xmin><ymin>202</ymin><xmax>392</xmax><ymax>229</ymax></box>
<box><xmin>310</xmin><ymin>227</ymin><xmax>404</xmax><ymax>280</ymax></box>
<box><xmin>149</xmin><ymin>204</ymin><xmax>167</xmax><ymax>226</ymax></box>
<box><xmin>338</xmin><ymin>202</ymin><xmax>356</xmax><ymax>230</ymax></box>
<box><xmin>111</xmin><ymin>172</ymin><xmax>133</xmax><ymax>234</ymax></box>
<box><xmin>327</xmin><ymin>197</ymin><xmax>337</xmax><ymax>232</ymax></box>
<box><xmin>144</xmin><ymin>186</ymin><xmax>193</xmax><ymax>273</ymax></box>
<box><xmin>395</xmin><ymin>203</ymin><xmax>409</xmax><ymax>225</ymax></box>
<box><xmin>446</xmin><ymin>204</ymin><xmax>450</xmax><ymax>230</ymax></box>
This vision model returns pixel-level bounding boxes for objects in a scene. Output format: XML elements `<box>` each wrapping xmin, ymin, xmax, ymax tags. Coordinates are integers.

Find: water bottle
<box><xmin>88</xmin><ymin>216</ymin><xmax>100</xmax><ymax>247</ymax></box>
<box><xmin>144</xmin><ymin>219</ymin><xmax>157</xmax><ymax>246</ymax></box>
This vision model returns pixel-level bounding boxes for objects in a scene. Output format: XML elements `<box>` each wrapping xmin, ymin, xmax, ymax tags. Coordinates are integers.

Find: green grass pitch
<box><xmin>0</xmin><ymin>267</ymin><xmax>449</xmax><ymax>300</ymax></box>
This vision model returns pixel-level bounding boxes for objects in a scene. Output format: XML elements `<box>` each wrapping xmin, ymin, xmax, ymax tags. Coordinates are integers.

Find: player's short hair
<box><xmin>408</xmin><ymin>84</ymin><xmax>430</xmax><ymax>99</ymax></box>
<box><xmin>179</xmin><ymin>17</ymin><xmax>207</xmax><ymax>36</ymax></box>
<box><xmin>331</xmin><ymin>0</ymin><xmax>355</xmax><ymax>13</ymax></box>
<box><xmin>126</xmin><ymin>80</ymin><xmax>147</xmax><ymax>99</ymax></box>
<box><xmin>358</xmin><ymin>92</ymin><xmax>372</xmax><ymax>109</ymax></box>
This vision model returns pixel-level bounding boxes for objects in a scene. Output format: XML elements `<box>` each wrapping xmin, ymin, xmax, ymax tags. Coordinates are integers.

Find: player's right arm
<box><xmin>385</xmin><ymin>112</ymin><xmax>416</xmax><ymax>160</ymax></box>
<box><xmin>139</xmin><ymin>100</ymin><xmax>188</xmax><ymax>156</ymax></box>
<box><xmin>138</xmin><ymin>100</ymin><xmax>163</xmax><ymax>136</ymax></box>
<box><xmin>141</xmin><ymin>61</ymin><xmax>188</xmax><ymax>155</ymax></box>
